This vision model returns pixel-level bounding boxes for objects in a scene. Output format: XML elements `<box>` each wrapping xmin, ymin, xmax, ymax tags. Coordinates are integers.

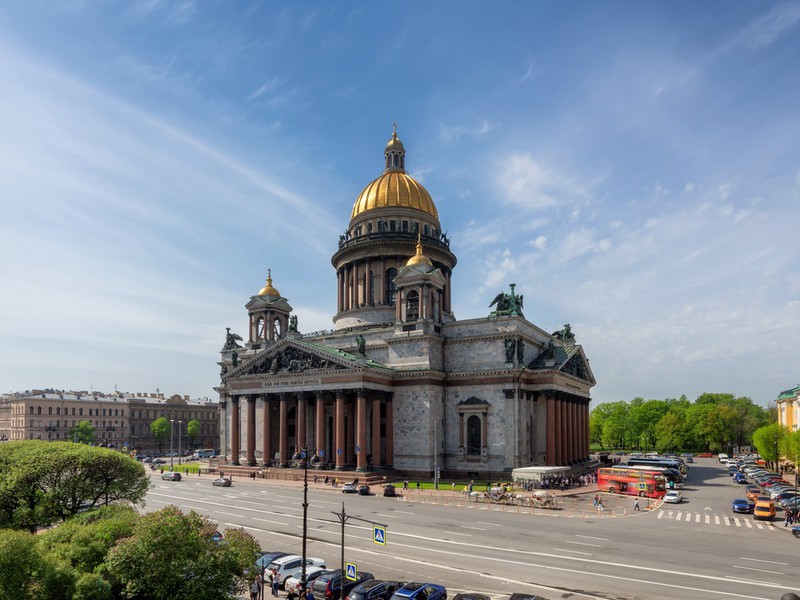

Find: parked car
<box><xmin>266</xmin><ymin>555</ymin><xmax>327</xmax><ymax>588</ymax></box>
<box><xmin>358</xmin><ymin>485</ymin><xmax>371</xmax><ymax>496</ymax></box>
<box><xmin>383</xmin><ymin>484</ymin><xmax>397</xmax><ymax>497</ymax></box>
<box><xmin>663</xmin><ymin>490</ymin><xmax>682</xmax><ymax>504</ymax></box>
<box><xmin>697</xmin><ymin>452</ymin><xmax>713</xmax><ymax>458</ymax></box>
<box><xmin>161</xmin><ymin>471</ymin><xmax>182</xmax><ymax>481</ymax></box>
<box><xmin>733</xmin><ymin>473</ymin><xmax>748</xmax><ymax>484</ymax></box>
<box><xmin>342</xmin><ymin>483</ymin><xmax>357</xmax><ymax>494</ymax></box>
<box><xmin>347</xmin><ymin>580</ymin><xmax>405</xmax><ymax>600</ymax></box>
<box><xmin>732</xmin><ymin>498</ymin><xmax>755</xmax><ymax>514</ymax></box>
<box><xmin>285</xmin><ymin>568</ymin><xmax>332</xmax><ymax>597</ymax></box>
<box><xmin>452</xmin><ymin>594</ymin><xmax>490</xmax><ymax>600</ymax></box>
<box><xmin>255</xmin><ymin>552</ymin><xmax>291</xmax><ymax>571</ymax></box>
<box><xmin>389</xmin><ymin>582</ymin><xmax>447</xmax><ymax>600</ymax></box>
<box><xmin>312</xmin><ymin>569</ymin><xmax>374</xmax><ymax>600</ymax></box>
<box><xmin>212</xmin><ymin>477</ymin><xmax>232</xmax><ymax>487</ymax></box>
<box><xmin>753</xmin><ymin>499</ymin><xmax>776</xmax><ymax>520</ymax></box>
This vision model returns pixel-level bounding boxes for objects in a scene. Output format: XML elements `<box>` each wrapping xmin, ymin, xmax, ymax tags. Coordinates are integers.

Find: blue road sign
<box><xmin>319</xmin><ymin>449</ymin><xmax>325</xmax><ymax>457</ymax></box>
<box><xmin>373</xmin><ymin>525</ymin><xmax>386</xmax><ymax>546</ymax></box>
<box><xmin>356</xmin><ymin>445</ymin><xmax>361</xmax><ymax>452</ymax></box>
<box><xmin>337</xmin><ymin>448</ymin><xmax>342</xmax><ymax>455</ymax></box>
<box><xmin>345</xmin><ymin>562</ymin><xmax>357</xmax><ymax>581</ymax></box>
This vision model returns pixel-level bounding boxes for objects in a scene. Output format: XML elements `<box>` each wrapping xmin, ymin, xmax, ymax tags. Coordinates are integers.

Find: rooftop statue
<box><xmin>289</xmin><ymin>315</ymin><xmax>298</xmax><ymax>332</ymax></box>
<box><xmin>489</xmin><ymin>283</ymin><xmax>524</xmax><ymax>318</ymax></box>
<box><xmin>223</xmin><ymin>327</ymin><xmax>243</xmax><ymax>350</ymax></box>
<box><xmin>552</xmin><ymin>323</ymin><xmax>576</xmax><ymax>343</ymax></box>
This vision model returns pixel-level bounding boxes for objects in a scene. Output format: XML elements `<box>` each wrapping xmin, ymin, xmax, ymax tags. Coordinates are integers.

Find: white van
<box><xmin>718</xmin><ymin>453</ymin><xmax>729</xmax><ymax>463</ymax></box>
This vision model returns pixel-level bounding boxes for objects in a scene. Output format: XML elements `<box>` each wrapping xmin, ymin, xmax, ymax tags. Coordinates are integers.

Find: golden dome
<box><xmin>406</xmin><ymin>235</ymin><xmax>433</xmax><ymax>267</ymax></box>
<box><xmin>351</xmin><ymin>171</ymin><xmax>439</xmax><ymax>220</ymax></box>
<box><xmin>385</xmin><ymin>131</ymin><xmax>405</xmax><ymax>153</ymax></box>
<box><xmin>257</xmin><ymin>269</ymin><xmax>280</xmax><ymax>297</ymax></box>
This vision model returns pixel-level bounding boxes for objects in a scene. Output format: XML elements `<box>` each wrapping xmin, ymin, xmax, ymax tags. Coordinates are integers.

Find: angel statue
<box><xmin>489</xmin><ymin>283</ymin><xmax>524</xmax><ymax>318</ymax></box>
<box><xmin>289</xmin><ymin>315</ymin><xmax>298</xmax><ymax>332</ymax></box>
<box><xmin>223</xmin><ymin>327</ymin><xmax>243</xmax><ymax>350</ymax></box>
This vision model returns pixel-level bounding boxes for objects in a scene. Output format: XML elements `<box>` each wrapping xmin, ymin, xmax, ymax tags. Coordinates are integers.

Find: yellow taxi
<box><xmin>753</xmin><ymin>499</ymin><xmax>775</xmax><ymax>520</ymax></box>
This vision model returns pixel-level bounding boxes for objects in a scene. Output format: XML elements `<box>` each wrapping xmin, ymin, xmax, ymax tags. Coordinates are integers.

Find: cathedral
<box><xmin>216</xmin><ymin>130</ymin><xmax>595</xmax><ymax>478</ymax></box>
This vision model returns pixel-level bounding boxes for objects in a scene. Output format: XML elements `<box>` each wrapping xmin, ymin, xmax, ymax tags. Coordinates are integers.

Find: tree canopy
<box><xmin>186</xmin><ymin>419</ymin><xmax>201</xmax><ymax>448</ymax></box>
<box><xmin>0</xmin><ymin>441</ymin><xmax>148</xmax><ymax>532</ymax></box>
<box><xmin>67</xmin><ymin>420</ymin><xmax>96</xmax><ymax>445</ymax></box>
<box><xmin>590</xmin><ymin>393</ymin><xmax>769</xmax><ymax>452</ymax></box>
<box><xmin>150</xmin><ymin>417</ymin><xmax>170</xmax><ymax>452</ymax></box>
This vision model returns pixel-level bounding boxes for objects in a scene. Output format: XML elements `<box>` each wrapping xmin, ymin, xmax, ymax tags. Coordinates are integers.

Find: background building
<box><xmin>216</xmin><ymin>131</ymin><xmax>595</xmax><ymax>478</ymax></box>
<box><xmin>0</xmin><ymin>389</ymin><xmax>218</xmax><ymax>453</ymax></box>
<box><xmin>777</xmin><ymin>385</ymin><xmax>800</xmax><ymax>431</ymax></box>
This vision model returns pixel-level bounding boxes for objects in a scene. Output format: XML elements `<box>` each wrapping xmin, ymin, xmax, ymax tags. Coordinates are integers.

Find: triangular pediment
<box><xmin>224</xmin><ymin>339</ymin><xmax>359</xmax><ymax>380</ymax></box>
<box><xmin>559</xmin><ymin>349</ymin><xmax>595</xmax><ymax>385</ymax></box>
<box><xmin>528</xmin><ymin>344</ymin><xmax>595</xmax><ymax>386</ymax></box>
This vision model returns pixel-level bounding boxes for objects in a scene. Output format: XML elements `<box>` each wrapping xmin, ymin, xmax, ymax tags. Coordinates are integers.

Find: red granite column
<box><xmin>568</xmin><ymin>399</ymin><xmax>575</xmax><ymax>464</ymax></box>
<box><xmin>279</xmin><ymin>393</ymin><xmax>288</xmax><ymax>467</ymax></box>
<box><xmin>583</xmin><ymin>401</ymin><xmax>590</xmax><ymax>460</ymax></box>
<box><xmin>371</xmin><ymin>397</ymin><xmax>381</xmax><ymax>468</ymax></box>
<box><xmin>385</xmin><ymin>396</ymin><xmax>393</xmax><ymax>467</ymax></box>
<box><xmin>246</xmin><ymin>395</ymin><xmax>256</xmax><ymax>466</ymax></box>
<box><xmin>315</xmin><ymin>391</ymin><xmax>325</xmax><ymax>464</ymax></box>
<box><xmin>553</xmin><ymin>396</ymin><xmax>562</xmax><ymax>465</ymax></box>
<box><xmin>345</xmin><ymin>398</ymin><xmax>355</xmax><ymax>465</ymax></box>
<box><xmin>335</xmin><ymin>390</ymin><xmax>346</xmax><ymax>470</ymax></box>
<box><xmin>546</xmin><ymin>392</ymin><xmax>555</xmax><ymax>465</ymax></box>
<box><xmin>230</xmin><ymin>397</ymin><xmax>240</xmax><ymax>465</ymax></box>
<box><xmin>262</xmin><ymin>395</ymin><xmax>272</xmax><ymax>466</ymax></box>
<box><xmin>356</xmin><ymin>389</ymin><xmax>367</xmax><ymax>471</ymax></box>
<box><xmin>561</xmin><ymin>398</ymin><xmax>569</xmax><ymax>464</ymax></box>
<box><xmin>296</xmin><ymin>393</ymin><xmax>306</xmax><ymax>452</ymax></box>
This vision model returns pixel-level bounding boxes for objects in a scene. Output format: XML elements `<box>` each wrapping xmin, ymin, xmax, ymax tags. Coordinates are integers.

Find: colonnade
<box><xmin>224</xmin><ymin>389</ymin><xmax>393</xmax><ymax>471</ymax></box>
<box><xmin>545</xmin><ymin>391</ymin><xmax>590</xmax><ymax>466</ymax></box>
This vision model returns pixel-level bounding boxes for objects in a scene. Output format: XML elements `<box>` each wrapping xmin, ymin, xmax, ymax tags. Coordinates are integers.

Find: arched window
<box><xmin>56</xmin><ymin>407</ymin><xmax>61</xmax><ymax>416</ymax></box>
<box><xmin>385</xmin><ymin>268</ymin><xmax>398</xmax><ymax>306</ymax></box>
<box><xmin>406</xmin><ymin>290</ymin><xmax>419</xmax><ymax>321</ymax></box>
<box><xmin>56</xmin><ymin>420</ymin><xmax>60</xmax><ymax>428</ymax></box>
<box><xmin>72</xmin><ymin>407</ymin><xmax>76</xmax><ymax>416</ymax></box>
<box><xmin>29</xmin><ymin>419</ymin><xmax>33</xmax><ymax>428</ymax></box>
<box><xmin>48</xmin><ymin>407</ymin><xmax>53</xmax><ymax>415</ymax></box>
<box><xmin>29</xmin><ymin>406</ymin><xmax>34</xmax><ymax>415</ymax></box>
<box><xmin>273</xmin><ymin>318</ymin><xmax>282</xmax><ymax>339</ymax></box>
<box><xmin>257</xmin><ymin>316</ymin><xmax>265</xmax><ymax>340</ymax></box>
<box><xmin>102</xmin><ymin>408</ymin><xmax>106</xmax><ymax>417</ymax></box>
<box><xmin>79</xmin><ymin>408</ymin><xmax>83</xmax><ymax>416</ymax></box>
<box><xmin>467</xmin><ymin>415</ymin><xmax>482</xmax><ymax>456</ymax></box>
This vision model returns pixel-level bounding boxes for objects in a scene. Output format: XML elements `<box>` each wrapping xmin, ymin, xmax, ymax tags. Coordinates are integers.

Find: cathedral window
<box><xmin>423</xmin><ymin>224</ymin><xmax>429</xmax><ymax>237</ymax></box>
<box><xmin>390</xmin><ymin>221</ymin><xmax>396</xmax><ymax>232</ymax></box>
<box><xmin>72</xmin><ymin>407</ymin><xmax>76</xmax><ymax>415</ymax></box>
<box><xmin>273</xmin><ymin>317</ymin><xmax>282</xmax><ymax>338</ymax></box>
<box><xmin>48</xmin><ymin>407</ymin><xmax>53</xmax><ymax>415</ymax></box>
<box><xmin>368</xmin><ymin>270</ymin><xmax>375</xmax><ymax>305</ymax></box>
<box><xmin>29</xmin><ymin>406</ymin><xmax>33</xmax><ymax>415</ymax></box>
<box><xmin>56</xmin><ymin>407</ymin><xmax>60</xmax><ymax>416</ymax></box>
<box><xmin>467</xmin><ymin>415</ymin><xmax>482</xmax><ymax>455</ymax></box>
<box><xmin>402</xmin><ymin>221</ymin><xmax>408</xmax><ymax>232</ymax></box>
<box><xmin>257</xmin><ymin>316</ymin><xmax>265</xmax><ymax>340</ymax></box>
<box><xmin>37</xmin><ymin>406</ymin><xmax>41</xmax><ymax>415</ymax></box>
<box><xmin>79</xmin><ymin>408</ymin><xmax>83</xmax><ymax>416</ymax></box>
<box><xmin>406</xmin><ymin>290</ymin><xmax>419</xmax><ymax>321</ymax></box>
<box><xmin>385</xmin><ymin>268</ymin><xmax>398</xmax><ymax>306</ymax></box>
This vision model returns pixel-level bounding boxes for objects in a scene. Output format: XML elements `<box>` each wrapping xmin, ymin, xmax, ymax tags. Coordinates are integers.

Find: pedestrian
<box><xmin>633</xmin><ymin>498</ymin><xmax>640</xmax><ymax>511</ymax></box>
<box><xmin>416</xmin><ymin>481</ymin><xmax>421</xmax><ymax>490</ymax></box>
<box><xmin>271</xmin><ymin>569</ymin><xmax>280</xmax><ymax>596</ymax></box>
<box><xmin>403</xmin><ymin>480</ymin><xmax>409</xmax><ymax>490</ymax></box>
<box><xmin>451</xmin><ymin>482</ymin><xmax>455</xmax><ymax>491</ymax></box>
<box><xmin>250</xmin><ymin>578</ymin><xmax>262</xmax><ymax>600</ymax></box>
<box><xmin>305</xmin><ymin>587</ymin><xmax>315</xmax><ymax>600</ymax></box>
<box><xmin>314</xmin><ymin>474</ymin><xmax>318</xmax><ymax>484</ymax></box>
<box><xmin>467</xmin><ymin>480</ymin><xmax>474</xmax><ymax>494</ymax></box>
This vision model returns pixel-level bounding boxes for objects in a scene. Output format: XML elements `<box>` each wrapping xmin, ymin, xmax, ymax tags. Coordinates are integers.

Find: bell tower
<box><xmin>245</xmin><ymin>269</ymin><xmax>293</xmax><ymax>350</ymax></box>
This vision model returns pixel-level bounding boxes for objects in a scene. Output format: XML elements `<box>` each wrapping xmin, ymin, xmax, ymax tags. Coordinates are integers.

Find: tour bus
<box><xmin>194</xmin><ymin>448</ymin><xmax>217</xmax><ymax>459</ymax></box>
<box><xmin>627</xmin><ymin>456</ymin><xmax>688</xmax><ymax>476</ymax></box>
<box><xmin>623</xmin><ymin>464</ymin><xmax>683</xmax><ymax>488</ymax></box>
<box><xmin>598</xmin><ymin>467</ymin><xmax>666</xmax><ymax>498</ymax></box>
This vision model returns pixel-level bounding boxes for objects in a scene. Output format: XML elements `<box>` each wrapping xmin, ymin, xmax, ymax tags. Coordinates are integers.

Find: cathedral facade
<box><xmin>216</xmin><ymin>131</ymin><xmax>595</xmax><ymax>478</ymax></box>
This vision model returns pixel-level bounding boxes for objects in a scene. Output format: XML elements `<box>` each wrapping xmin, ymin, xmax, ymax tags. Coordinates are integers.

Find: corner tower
<box><xmin>331</xmin><ymin>129</ymin><xmax>457</xmax><ymax>329</ymax></box>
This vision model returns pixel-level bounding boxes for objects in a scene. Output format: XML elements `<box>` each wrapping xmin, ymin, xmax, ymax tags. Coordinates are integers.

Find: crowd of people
<box><xmin>249</xmin><ymin>568</ymin><xmax>316</xmax><ymax>600</ymax></box>
<box><xmin>514</xmin><ymin>470</ymin><xmax>598</xmax><ymax>491</ymax></box>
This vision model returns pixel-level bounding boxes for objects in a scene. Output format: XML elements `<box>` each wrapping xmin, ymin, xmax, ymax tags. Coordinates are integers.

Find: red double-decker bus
<box><xmin>597</xmin><ymin>467</ymin><xmax>666</xmax><ymax>498</ymax></box>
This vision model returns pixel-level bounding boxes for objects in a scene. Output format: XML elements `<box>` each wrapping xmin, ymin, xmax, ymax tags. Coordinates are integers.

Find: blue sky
<box><xmin>1</xmin><ymin>1</ymin><xmax>798</xmax><ymax>405</ymax></box>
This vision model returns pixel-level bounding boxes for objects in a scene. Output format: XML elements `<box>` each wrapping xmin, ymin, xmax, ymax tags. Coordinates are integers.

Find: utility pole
<box><xmin>330</xmin><ymin>504</ymin><xmax>388</xmax><ymax>599</ymax></box>
<box><xmin>170</xmin><ymin>419</ymin><xmax>175</xmax><ymax>470</ymax></box>
<box><xmin>434</xmin><ymin>426</ymin><xmax>439</xmax><ymax>490</ymax></box>
<box><xmin>178</xmin><ymin>420</ymin><xmax>183</xmax><ymax>466</ymax></box>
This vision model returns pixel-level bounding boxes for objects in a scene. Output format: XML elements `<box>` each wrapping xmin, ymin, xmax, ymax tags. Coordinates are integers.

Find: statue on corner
<box><xmin>223</xmin><ymin>327</ymin><xmax>243</xmax><ymax>350</ymax></box>
<box><xmin>489</xmin><ymin>283</ymin><xmax>524</xmax><ymax>318</ymax></box>
<box><xmin>289</xmin><ymin>315</ymin><xmax>298</xmax><ymax>332</ymax></box>
<box><xmin>356</xmin><ymin>334</ymin><xmax>366</xmax><ymax>356</ymax></box>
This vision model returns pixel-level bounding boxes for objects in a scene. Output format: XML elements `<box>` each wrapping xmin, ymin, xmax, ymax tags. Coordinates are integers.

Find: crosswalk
<box><xmin>656</xmin><ymin>509</ymin><xmax>777</xmax><ymax>530</ymax></box>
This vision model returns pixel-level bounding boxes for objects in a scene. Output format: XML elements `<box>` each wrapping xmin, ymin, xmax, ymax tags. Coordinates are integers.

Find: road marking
<box><xmin>216</xmin><ymin>511</ymin><xmax>245</xmax><ymax>518</ymax></box>
<box><xmin>657</xmin><ymin>510</ymin><xmax>664</xmax><ymax>519</ymax></box>
<box><xmin>253</xmin><ymin>517</ymin><xmax>290</xmax><ymax>526</ymax></box>
<box><xmin>705</xmin><ymin>514</ymin><xmax>710</xmax><ymax>524</ymax></box>
<box><xmin>755</xmin><ymin>522</ymin><xmax>763</xmax><ymax>529</ymax></box>
<box><xmin>715</xmin><ymin>515</ymin><xmax>721</xmax><ymax>525</ymax></box>
<box><xmin>372</xmin><ymin>513</ymin><xmax>399</xmax><ymax>519</ymax></box>
<box><xmin>667</xmin><ymin>510</ymin><xmax>674</xmax><ymax>517</ymax></box>
<box><xmin>476</xmin><ymin>521</ymin><xmax>501</xmax><ymax>526</ymax></box>
<box><xmin>744</xmin><ymin>519</ymin><xmax>752</xmax><ymax>528</ymax></box>
<box><xmin>555</xmin><ymin>548</ymin><xmax>592</xmax><ymax>555</ymax></box>
<box><xmin>460</xmin><ymin>525</ymin><xmax>487</xmax><ymax>531</ymax></box>
<box><xmin>741</xmin><ymin>557</ymin><xmax>789</xmax><ymax>565</ymax></box>
<box><xmin>225</xmin><ymin>522</ymin><xmax>265</xmax><ymax>532</ymax></box>
<box><xmin>734</xmin><ymin>517</ymin><xmax>742</xmax><ymax>527</ymax></box>
<box><xmin>685</xmin><ymin>512</ymin><xmax>691</xmax><ymax>522</ymax></box>
<box><xmin>575</xmin><ymin>535</ymin><xmax>608</xmax><ymax>541</ymax></box>
<box><xmin>564</xmin><ymin>541</ymin><xmax>602</xmax><ymax>548</ymax></box>
<box><xmin>391</xmin><ymin>510</ymin><xmax>415</xmax><ymax>515</ymax></box>
<box><xmin>444</xmin><ymin>531</ymin><xmax>472</xmax><ymax>537</ymax></box>
<box><xmin>695</xmin><ymin>513</ymin><xmax>700</xmax><ymax>523</ymax></box>
<box><xmin>733</xmin><ymin>565</ymin><xmax>784</xmax><ymax>575</ymax></box>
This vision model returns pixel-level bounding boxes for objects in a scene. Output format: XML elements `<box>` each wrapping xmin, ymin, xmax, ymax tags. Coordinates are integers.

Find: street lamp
<box><xmin>299</xmin><ymin>446</ymin><xmax>312</xmax><ymax>592</ymax></box>
<box><xmin>178</xmin><ymin>420</ymin><xmax>183</xmax><ymax>466</ymax></box>
<box><xmin>170</xmin><ymin>419</ymin><xmax>175</xmax><ymax>470</ymax></box>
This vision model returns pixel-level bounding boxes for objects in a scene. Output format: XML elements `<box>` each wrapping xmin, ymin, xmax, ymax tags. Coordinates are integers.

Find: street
<box><xmin>145</xmin><ymin>459</ymin><xmax>800</xmax><ymax>600</ymax></box>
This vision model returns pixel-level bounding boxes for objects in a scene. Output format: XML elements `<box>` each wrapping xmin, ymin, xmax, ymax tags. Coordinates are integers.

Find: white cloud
<box><xmin>438</xmin><ymin>119</ymin><xmax>497</xmax><ymax>144</ymax></box>
<box><xmin>496</xmin><ymin>153</ymin><xmax>584</xmax><ymax>209</ymax></box>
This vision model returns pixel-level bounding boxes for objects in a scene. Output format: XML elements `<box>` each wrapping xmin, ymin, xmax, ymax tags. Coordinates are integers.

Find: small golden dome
<box><xmin>257</xmin><ymin>269</ymin><xmax>280</xmax><ymax>297</ymax></box>
<box><xmin>351</xmin><ymin>171</ymin><xmax>439</xmax><ymax>220</ymax></box>
<box><xmin>385</xmin><ymin>131</ymin><xmax>405</xmax><ymax>153</ymax></box>
<box><xmin>406</xmin><ymin>235</ymin><xmax>433</xmax><ymax>267</ymax></box>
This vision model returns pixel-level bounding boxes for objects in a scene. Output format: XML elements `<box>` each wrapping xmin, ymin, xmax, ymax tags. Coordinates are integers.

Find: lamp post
<box><xmin>178</xmin><ymin>420</ymin><xmax>183</xmax><ymax>466</ymax></box>
<box><xmin>299</xmin><ymin>446</ymin><xmax>311</xmax><ymax>592</ymax></box>
<box><xmin>170</xmin><ymin>419</ymin><xmax>175</xmax><ymax>470</ymax></box>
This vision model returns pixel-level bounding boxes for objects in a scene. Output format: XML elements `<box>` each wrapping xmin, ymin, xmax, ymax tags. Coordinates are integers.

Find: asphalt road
<box><xmin>144</xmin><ymin>458</ymin><xmax>800</xmax><ymax>600</ymax></box>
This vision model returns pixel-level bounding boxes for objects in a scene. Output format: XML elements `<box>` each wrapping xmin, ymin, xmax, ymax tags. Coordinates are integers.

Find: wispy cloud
<box><xmin>517</xmin><ymin>60</ymin><xmax>541</xmax><ymax>83</ymax></box>
<box><xmin>438</xmin><ymin>119</ymin><xmax>497</xmax><ymax>144</ymax></box>
<box><xmin>495</xmin><ymin>153</ymin><xmax>586</xmax><ymax>210</ymax></box>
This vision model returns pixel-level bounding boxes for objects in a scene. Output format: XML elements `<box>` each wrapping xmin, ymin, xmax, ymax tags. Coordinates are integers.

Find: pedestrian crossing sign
<box><xmin>345</xmin><ymin>562</ymin><xmax>357</xmax><ymax>581</ymax></box>
<box><xmin>373</xmin><ymin>525</ymin><xmax>386</xmax><ymax>546</ymax></box>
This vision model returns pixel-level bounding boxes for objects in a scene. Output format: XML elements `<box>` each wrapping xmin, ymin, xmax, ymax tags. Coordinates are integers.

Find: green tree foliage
<box><xmin>103</xmin><ymin>506</ymin><xmax>260</xmax><ymax>600</ymax></box>
<box><xmin>67</xmin><ymin>420</ymin><xmax>96</xmax><ymax>445</ymax></box>
<box><xmin>752</xmin><ymin>423</ymin><xmax>787</xmax><ymax>470</ymax></box>
<box><xmin>590</xmin><ymin>393</ymin><xmax>769</xmax><ymax>452</ymax></box>
<box><xmin>186</xmin><ymin>419</ymin><xmax>201</xmax><ymax>448</ymax></box>
<box><xmin>150</xmin><ymin>417</ymin><xmax>170</xmax><ymax>452</ymax></box>
<box><xmin>0</xmin><ymin>441</ymin><xmax>148</xmax><ymax>532</ymax></box>
<box><xmin>0</xmin><ymin>528</ymin><xmax>74</xmax><ymax>600</ymax></box>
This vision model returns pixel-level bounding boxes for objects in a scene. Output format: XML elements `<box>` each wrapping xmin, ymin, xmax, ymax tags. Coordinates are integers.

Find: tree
<box><xmin>599</xmin><ymin>401</ymin><xmax>628</xmax><ymax>450</ymax></box>
<box><xmin>0</xmin><ymin>441</ymin><xmax>148</xmax><ymax>532</ymax></box>
<box><xmin>654</xmin><ymin>412</ymin><xmax>685</xmax><ymax>452</ymax></box>
<box><xmin>151</xmin><ymin>417</ymin><xmax>171</xmax><ymax>452</ymax></box>
<box><xmin>186</xmin><ymin>419</ymin><xmax>201</xmax><ymax>449</ymax></box>
<box><xmin>752</xmin><ymin>423</ymin><xmax>786</xmax><ymax>470</ymax></box>
<box><xmin>781</xmin><ymin>430</ymin><xmax>800</xmax><ymax>476</ymax></box>
<box><xmin>103</xmin><ymin>506</ymin><xmax>260</xmax><ymax>600</ymax></box>
<box><xmin>68</xmin><ymin>420</ymin><xmax>96</xmax><ymax>445</ymax></box>
<box><xmin>0</xmin><ymin>528</ymin><xmax>74</xmax><ymax>600</ymax></box>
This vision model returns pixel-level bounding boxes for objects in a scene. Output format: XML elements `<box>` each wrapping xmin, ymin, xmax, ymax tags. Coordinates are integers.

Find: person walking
<box><xmin>305</xmin><ymin>587</ymin><xmax>315</xmax><ymax>600</ymax></box>
<box><xmin>633</xmin><ymin>498</ymin><xmax>640</xmax><ymax>511</ymax></box>
<box><xmin>271</xmin><ymin>569</ymin><xmax>280</xmax><ymax>597</ymax></box>
<box><xmin>250</xmin><ymin>578</ymin><xmax>262</xmax><ymax>600</ymax></box>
